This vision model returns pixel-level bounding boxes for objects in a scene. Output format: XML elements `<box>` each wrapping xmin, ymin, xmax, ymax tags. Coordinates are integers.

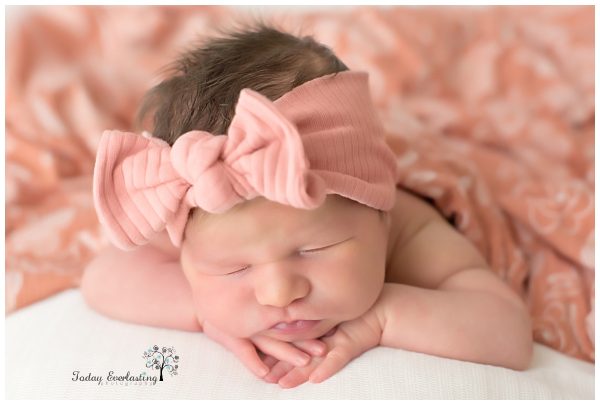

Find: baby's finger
<box><xmin>261</xmin><ymin>354</ymin><xmax>279</xmax><ymax>369</ymax></box>
<box><xmin>278</xmin><ymin>364</ymin><xmax>315</xmax><ymax>389</ymax></box>
<box><xmin>308</xmin><ymin>346</ymin><xmax>351</xmax><ymax>384</ymax></box>
<box><xmin>231</xmin><ymin>341</ymin><xmax>270</xmax><ymax>378</ymax></box>
<box><xmin>252</xmin><ymin>335</ymin><xmax>311</xmax><ymax>367</ymax></box>
<box><xmin>263</xmin><ymin>360</ymin><xmax>295</xmax><ymax>384</ymax></box>
<box><xmin>203</xmin><ymin>322</ymin><xmax>269</xmax><ymax>378</ymax></box>
<box><xmin>292</xmin><ymin>339</ymin><xmax>327</xmax><ymax>357</ymax></box>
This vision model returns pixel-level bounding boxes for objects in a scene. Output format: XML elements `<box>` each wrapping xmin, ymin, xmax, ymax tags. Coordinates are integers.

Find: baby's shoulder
<box><xmin>388</xmin><ymin>187</ymin><xmax>448</xmax><ymax>248</ymax></box>
<box><xmin>385</xmin><ymin>187</ymin><xmax>489</xmax><ymax>288</ymax></box>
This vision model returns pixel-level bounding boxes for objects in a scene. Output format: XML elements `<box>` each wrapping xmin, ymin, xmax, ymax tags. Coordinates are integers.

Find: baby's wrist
<box><xmin>374</xmin><ymin>283</ymin><xmax>401</xmax><ymax>330</ymax></box>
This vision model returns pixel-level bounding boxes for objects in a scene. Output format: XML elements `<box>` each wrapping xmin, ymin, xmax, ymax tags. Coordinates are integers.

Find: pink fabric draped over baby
<box><xmin>6</xmin><ymin>6</ymin><xmax>594</xmax><ymax>362</ymax></box>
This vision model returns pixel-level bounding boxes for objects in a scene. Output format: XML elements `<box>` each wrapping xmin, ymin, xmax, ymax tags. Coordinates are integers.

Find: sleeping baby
<box><xmin>82</xmin><ymin>20</ymin><xmax>533</xmax><ymax>388</ymax></box>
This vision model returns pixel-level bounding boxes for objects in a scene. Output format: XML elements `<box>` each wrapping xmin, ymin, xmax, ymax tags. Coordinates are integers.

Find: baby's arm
<box><xmin>273</xmin><ymin>195</ymin><xmax>534</xmax><ymax>387</ymax></box>
<box><xmin>80</xmin><ymin>243</ymin><xmax>203</xmax><ymax>332</ymax></box>
<box><xmin>380</xmin><ymin>194</ymin><xmax>533</xmax><ymax>370</ymax></box>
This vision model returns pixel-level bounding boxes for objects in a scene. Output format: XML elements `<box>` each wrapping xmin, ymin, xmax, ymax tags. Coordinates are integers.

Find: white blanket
<box><xmin>5</xmin><ymin>289</ymin><xmax>594</xmax><ymax>399</ymax></box>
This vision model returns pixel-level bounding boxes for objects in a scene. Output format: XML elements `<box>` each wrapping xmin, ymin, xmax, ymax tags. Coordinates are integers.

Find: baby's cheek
<box><xmin>192</xmin><ymin>284</ymin><xmax>255</xmax><ymax>336</ymax></box>
<box><xmin>339</xmin><ymin>257</ymin><xmax>385</xmax><ymax>314</ymax></box>
<box><xmin>315</xmin><ymin>275</ymin><xmax>363</xmax><ymax>320</ymax></box>
<box><xmin>188</xmin><ymin>282</ymin><xmax>224</xmax><ymax>318</ymax></box>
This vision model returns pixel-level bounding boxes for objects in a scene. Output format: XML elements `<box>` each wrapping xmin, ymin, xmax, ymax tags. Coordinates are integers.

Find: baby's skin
<box><xmin>82</xmin><ymin>188</ymin><xmax>533</xmax><ymax>388</ymax></box>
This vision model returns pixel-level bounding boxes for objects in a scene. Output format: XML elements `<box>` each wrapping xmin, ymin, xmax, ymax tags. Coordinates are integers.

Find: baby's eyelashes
<box><xmin>297</xmin><ymin>246</ymin><xmax>327</xmax><ymax>256</ymax></box>
<box><xmin>226</xmin><ymin>265</ymin><xmax>251</xmax><ymax>276</ymax></box>
<box><xmin>298</xmin><ymin>236</ymin><xmax>355</xmax><ymax>256</ymax></box>
<box><xmin>223</xmin><ymin>251</ymin><xmax>316</xmax><ymax>276</ymax></box>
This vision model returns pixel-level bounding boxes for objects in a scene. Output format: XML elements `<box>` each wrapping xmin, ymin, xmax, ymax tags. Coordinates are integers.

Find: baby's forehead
<box><xmin>182</xmin><ymin>198</ymin><xmax>359</xmax><ymax>263</ymax></box>
<box><xmin>194</xmin><ymin>195</ymin><xmax>356</xmax><ymax>224</ymax></box>
<box><xmin>186</xmin><ymin>195</ymin><xmax>363</xmax><ymax>241</ymax></box>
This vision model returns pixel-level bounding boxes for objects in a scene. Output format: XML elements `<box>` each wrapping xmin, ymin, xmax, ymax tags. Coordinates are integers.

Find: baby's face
<box><xmin>180</xmin><ymin>195</ymin><xmax>390</xmax><ymax>342</ymax></box>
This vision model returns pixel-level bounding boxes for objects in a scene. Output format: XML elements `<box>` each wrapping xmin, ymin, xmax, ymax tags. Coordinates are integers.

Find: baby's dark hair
<box><xmin>134</xmin><ymin>18</ymin><xmax>349</xmax><ymax>145</ymax></box>
<box><xmin>134</xmin><ymin>18</ymin><xmax>388</xmax><ymax>226</ymax></box>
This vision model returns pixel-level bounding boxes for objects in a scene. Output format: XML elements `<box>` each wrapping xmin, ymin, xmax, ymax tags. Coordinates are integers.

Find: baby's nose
<box><xmin>254</xmin><ymin>267</ymin><xmax>310</xmax><ymax>308</ymax></box>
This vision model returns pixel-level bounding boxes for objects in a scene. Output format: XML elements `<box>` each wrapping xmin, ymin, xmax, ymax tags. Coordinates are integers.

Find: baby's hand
<box><xmin>202</xmin><ymin>321</ymin><xmax>327</xmax><ymax>379</ymax></box>
<box><xmin>264</xmin><ymin>304</ymin><xmax>384</xmax><ymax>388</ymax></box>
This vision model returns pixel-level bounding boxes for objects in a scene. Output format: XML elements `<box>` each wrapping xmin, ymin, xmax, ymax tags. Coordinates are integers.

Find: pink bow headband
<box><xmin>93</xmin><ymin>71</ymin><xmax>398</xmax><ymax>250</ymax></box>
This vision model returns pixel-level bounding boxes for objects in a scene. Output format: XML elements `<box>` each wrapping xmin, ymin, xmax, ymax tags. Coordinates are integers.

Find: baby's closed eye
<box><xmin>297</xmin><ymin>236</ymin><xmax>354</xmax><ymax>256</ymax></box>
<box><xmin>224</xmin><ymin>236</ymin><xmax>355</xmax><ymax>276</ymax></box>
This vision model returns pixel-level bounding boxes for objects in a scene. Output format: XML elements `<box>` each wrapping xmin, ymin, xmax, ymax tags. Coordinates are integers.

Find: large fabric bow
<box><xmin>93</xmin><ymin>88</ymin><xmax>326</xmax><ymax>250</ymax></box>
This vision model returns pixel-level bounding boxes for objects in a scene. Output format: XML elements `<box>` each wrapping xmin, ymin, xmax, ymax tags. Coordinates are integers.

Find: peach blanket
<box><xmin>6</xmin><ymin>6</ymin><xmax>594</xmax><ymax>362</ymax></box>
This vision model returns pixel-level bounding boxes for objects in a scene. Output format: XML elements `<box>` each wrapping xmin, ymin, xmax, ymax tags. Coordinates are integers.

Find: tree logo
<box><xmin>142</xmin><ymin>345</ymin><xmax>179</xmax><ymax>382</ymax></box>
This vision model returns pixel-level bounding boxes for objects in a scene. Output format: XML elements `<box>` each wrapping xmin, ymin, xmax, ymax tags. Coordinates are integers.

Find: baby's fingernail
<box><xmin>294</xmin><ymin>354</ymin><xmax>309</xmax><ymax>366</ymax></box>
<box><xmin>309</xmin><ymin>373</ymin><xmax>321</xmax><ymax>383</ymax></box>
<box><xmin>255</xmin><ymin>366</ymin><xmax>269</xmax><ymax>378</ymax></box>
<box><xmin>312</xmin><ymin>345</ymin><xmax>326</xmax><ymax>356</ymax></box>
<box><xmin>263</xmin><ymin>373</ymin><xmax>277</xmax><ymax>383</ymax></box>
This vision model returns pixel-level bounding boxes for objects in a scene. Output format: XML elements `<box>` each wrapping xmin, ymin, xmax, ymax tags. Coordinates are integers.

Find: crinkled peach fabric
<box><xmin>6</xmin><ymin>6</ymin><xmax>594</xmax><ymax>362</ymax></box>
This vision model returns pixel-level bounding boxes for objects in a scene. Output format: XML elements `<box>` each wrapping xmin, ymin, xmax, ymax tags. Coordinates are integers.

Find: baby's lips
<box><xmin>268</xmin><ymin>319</ymin><xmax>321</xmax><ymax>334</ymax></box>
<box><xmin>272</xmin><ymin>320</ymin><xmax>315</xmax><ymax>330</ymax></box>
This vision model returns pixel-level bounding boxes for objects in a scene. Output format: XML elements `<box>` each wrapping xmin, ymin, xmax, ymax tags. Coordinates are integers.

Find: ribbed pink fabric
<box><xmin>93</xmin><ymin>71</ymin><xmax>398</xmax><ymax>250</ymax></box>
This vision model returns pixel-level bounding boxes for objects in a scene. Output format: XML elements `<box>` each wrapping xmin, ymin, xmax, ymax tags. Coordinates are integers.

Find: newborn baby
<box><xmin>82</xmin><ymin>21</ymin><xmax>533</xmax><ymax>388</ymax></box>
